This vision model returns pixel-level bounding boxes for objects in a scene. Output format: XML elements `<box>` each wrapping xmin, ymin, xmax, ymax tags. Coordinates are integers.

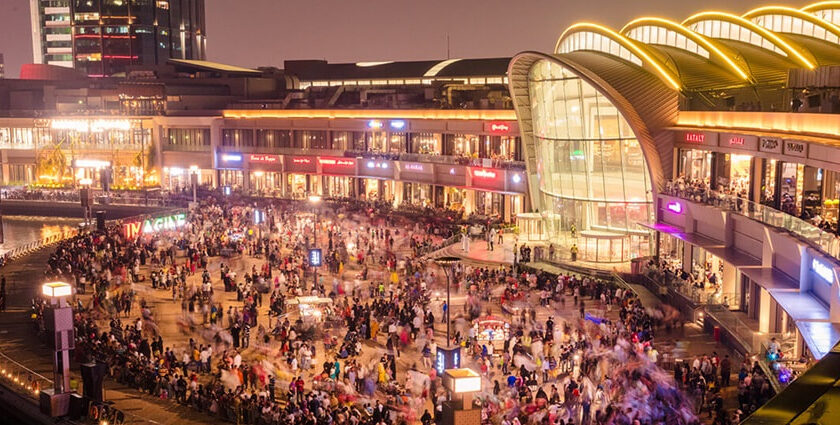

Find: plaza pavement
<box><xmin>0</xmin><ymin>227</ymin><xmax>740</xmax><ymax>424</ymax></box>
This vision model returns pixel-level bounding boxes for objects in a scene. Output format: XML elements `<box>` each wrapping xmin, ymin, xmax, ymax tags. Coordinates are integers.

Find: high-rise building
<box><xmin>30</xmin><ymin>0</ymin><xmax>207</xmax><ymax>77</ymax></box>
<box><xmin>0</xmin><ymin>54</ymin><xmax>4</xmax><ymax>79</ymax></box>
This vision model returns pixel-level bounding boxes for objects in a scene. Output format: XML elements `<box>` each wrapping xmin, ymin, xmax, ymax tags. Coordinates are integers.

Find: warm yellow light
<box><xmin>682</xmin><ymin>11</ymin><xmax>816</xmax><ymax>69</ymax></box>
<box><xmin>556</xmin><ymin>22</ymin><xmax>683</xmax><ymax>90</ymax></box>
<box><xmin>79</xmin><ymin>178</ymin><xmax>93</xmax><ymax>186</ymax></box>
<box><xmin>42</xmin><ymin>281</ymin><xmax>72</xmax><ymax>298</ymax></box>
<box><xmin>308</xmin><ymin>195</ymin><xmax>322</xmax><ymax>204</ymax></box>
<box><xmin>620</xmin><ymin>17</ymin><xmax>751</xmax><ymax>81</ymax></box>
<box><xmin>223</xmin><ymin>109</ymin><xmax>518</xmax><ymax>121</ymax></box>
<box><xmin>189</xmin><ymin>165</ymin><xmax>199</xmax><ymax>172</ymax></box>
<box><xmin>743</xmin><ymin>6</ymin><xmax>840</xmax><ymax>47</ymax></box>
<box><xmin>802</xmin><ymin>1</ymin><xmax>840</xmax><ymax>13</ymax></box>
<box><xmin>253</xmin><ymin>171</ymin><xmax>265</xmax><ymax>177</ymax></box>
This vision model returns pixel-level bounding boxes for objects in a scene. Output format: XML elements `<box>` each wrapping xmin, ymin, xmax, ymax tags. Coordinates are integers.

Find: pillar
<box><xmin>722</xmin><ymin>261</ymin><xmax>737</xmax><ymax>298</ymax></box>
<box><xmin>759</xmin><ymin>288</ymin><xmax>771</xmax><ymax>334</ymax></box>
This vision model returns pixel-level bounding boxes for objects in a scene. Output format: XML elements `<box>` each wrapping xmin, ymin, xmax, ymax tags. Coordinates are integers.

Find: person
<box><xmin>421</xmin><ymin>409</ymin><xmax>433</xmax><ymax>425</ymax></box>
<box><xmin>767</xmin><ymin>337</ymin><xmax>781</xmax><ymax>359</ymax></box>
<box><xmin>720</xmin><ymin>354</ymin><xmax>731</xmax><ymax>387</ymax></box>
<box><xmin>570</xmin><ymin>244</ymin><xmax>579</xmax><ymax>261</ymax></box>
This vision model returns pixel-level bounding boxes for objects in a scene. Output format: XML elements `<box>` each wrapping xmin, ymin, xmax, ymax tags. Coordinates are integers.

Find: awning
<box><xmin>795</xmin><ymin>321</ymin><xmax>840</xmax><ymax>360</ymax></box>
<box><xmin>740</xmin><ymin>267</ymin><xmax>800</xmax><ymax>292</ymax></box>
<box><xmin>638</xmin><ymin>222</ymin><xmax>725</xmax><ymax>248</ymax></box>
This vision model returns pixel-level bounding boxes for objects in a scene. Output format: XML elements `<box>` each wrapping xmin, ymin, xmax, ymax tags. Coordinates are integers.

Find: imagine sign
<box><xmin>124</xmin><ymin>212</ymin><xmax>187</xmax><ymax>239</ymax></box>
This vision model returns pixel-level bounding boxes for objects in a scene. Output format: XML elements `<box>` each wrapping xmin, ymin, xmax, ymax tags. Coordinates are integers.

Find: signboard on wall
<box><xmin>759</xmin><ymin>137</ymin><xmax>782</xmax><ymax>154</ymax></box>
<box><xmin>721</xmin><ymin>133</ymin><xmax>758</xmax><ymax>150</ymax></box>
<box><xmin>284</xmin><ymin>156</ymin><xmax>317</xmax><ymax>173</ymax></box>
<box><xmin>678</xmin><ymin>131</ymin><xmax>718</xmax><ymax>146</ymax></box>
<box><xmin>123</xmin><ymin>212</ymin><xmax>188</xmax><ymax>239</ymax></box>
<box><xmin>783</xmin><ymin>140</ymin><xmax>807</xmax><ymax>158</ymax></box>
<box><xmin>484</xmin><ymin>121</ymin><xmax>514</xmax><ymax>134</ymax></box>
<box><xmin>468</xmin><ymin>167</ymin><xmax>506</xmax><ymax>191</ymax></box>
<box><xmin>318</xmin><ymin>157</ymin><xmax>356</xmax><ymax>176</ymax></box>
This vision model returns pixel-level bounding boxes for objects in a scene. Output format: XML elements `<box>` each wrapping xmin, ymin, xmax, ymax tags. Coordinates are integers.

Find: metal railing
<box><xmin>2</xmin><ymin>230</ymin><xmax>78</xmax><ymax>266</ymax></box>
<box><xmin>663</xmin><ymin>182</ymin><xmax>840</xmax><ymax>262</ymax></box>
<box><xmin>0</xmin><ymin>351</ymin><xmax>52</xmax><ymax>402</ymax></box>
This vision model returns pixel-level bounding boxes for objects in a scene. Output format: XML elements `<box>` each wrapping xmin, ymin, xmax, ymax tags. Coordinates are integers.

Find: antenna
<box><xmin>447</xmin><ymin>33</ymin><xmax>450</xmax><ymax>59</ymax></box>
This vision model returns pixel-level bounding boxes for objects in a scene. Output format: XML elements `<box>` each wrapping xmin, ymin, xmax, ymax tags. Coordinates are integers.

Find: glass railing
<box><xmin>663</xmin><ymin>182</ymin><xmax>840</xmax><ymax>261</ymax></box>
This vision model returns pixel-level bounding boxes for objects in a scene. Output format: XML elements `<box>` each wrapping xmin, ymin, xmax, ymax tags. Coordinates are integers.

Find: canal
<box><xmin>0</xmin><ymin>216</ymin><xmax>80</xmax><ymax>254</ymax></box>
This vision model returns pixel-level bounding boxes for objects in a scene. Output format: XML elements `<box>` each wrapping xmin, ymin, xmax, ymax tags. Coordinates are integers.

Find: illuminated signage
<box><xmin>728</xmin><ymin>136</ymin><xmax>745</xmax><ymax>145</ymax></box>
<box><xmin>511</xmin><ymin>174</ymin><xmax>522</xmax><ymax>184</ymax></box>
<box><xmin>74</xmin><ymin>159</ymin><xmax>111</xmax><ymax>168</ymax></box>
<box><xmin>488</xmin><ymin>122</ymin><xmax>511</xmax><ymax>133</ymax></box>
<box><xmin>249</xmin><ymin>154</ymin><xmax>278</xmax><ymax>163</ymax></box>
<box><xmin>51</xmin><ymin>119</ymin><xmax>132</xmax><ymax>132</ymax></box>
<box><xmin>319</xmin><ymin>158</ymin><xmax>355</xmax><ymax>166</ymax></box>
<box><xmin>390</xmin><ymin>120</ymin><xmax>406</xmax><ymax>130</ymax></box>
<box><xmin>368</xmin><ymin>120</ymin><xmax>383</xmax><ymax>129</ymax></box>
<box><xmin>666</xmin><ymin>201</ymin><xmax>683</xmax><ymax>214</ymax></box>
<box><xmin>403</xmin><ymin>163</ymin><xmax>425</xmax><ymax>172</ymax></box>
<box><xmin>221</xmin><ymin>154</ymin><xmax>243</xmax><ymax>162</ymax></box>
<box><xmin>684</xmin><ymin>133</ymin><xmax>705</xmax><ymax>143</ymax></box>
<box><xmin>366</xmin><ymin>161</ymin><xmax>389</xmax><ymax>169</ymax></box>
<box><xmin>309</xmin><ymin>248</ymin><xmax>323</xmax><ymax>267</ymax></box>
<box><xmin>812</xmin><ymin>258</ymin><xmax>834</xmax><ymax>285</ymax></box>
<box><xmin>472</xmin><ymin>169</ymin><xmax>497</xmax><ymax>179</ymax></box>
<box><xmin>123</xmin><ymin>212</ymin><xmax>187</xmax><ymax>239</ymax></box>
<box><xmin>292</xmin><ymin>157</ymin><xmax>312</xmax><ymax>164</ymax></box>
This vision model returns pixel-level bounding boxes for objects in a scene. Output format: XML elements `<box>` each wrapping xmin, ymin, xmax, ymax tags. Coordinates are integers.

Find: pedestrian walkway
<box><xmin>0</xmin><ymin>249</ymin><xmax>213</xmax><ymax>425</ymax></box>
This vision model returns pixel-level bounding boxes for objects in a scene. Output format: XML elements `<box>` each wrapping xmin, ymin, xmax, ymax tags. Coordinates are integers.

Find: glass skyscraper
<box><xmin>30</xmin><ymin>0</ymin><xmax>207</xmax><ymax>76</ymax></box>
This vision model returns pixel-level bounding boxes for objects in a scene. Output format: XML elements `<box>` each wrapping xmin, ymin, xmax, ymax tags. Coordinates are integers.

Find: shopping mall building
<box><xmin>509</xmin><ymin>2</ymin><xmax>840</xmax><ymax>363</ymax></box>
<box><xmin>0</xmin><ymin>58</ymin><xmax>528</xmax><ymax>221</ymax></box>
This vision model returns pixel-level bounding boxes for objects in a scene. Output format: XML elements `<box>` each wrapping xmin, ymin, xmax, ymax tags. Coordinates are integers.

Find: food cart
<box><xmin>473</xmin><ymin>316</ymin><xmax>510</xmax><ymax>350</ymax></box>
<box><xmin>288</xmin><ymin>296</ymin><xmax>334</xmax><ymax>324</ymax></box>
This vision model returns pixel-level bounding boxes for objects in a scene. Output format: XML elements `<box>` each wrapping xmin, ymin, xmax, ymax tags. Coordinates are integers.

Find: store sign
<box><xmin>472</xmin><ymin>169</ymin><xmax>497</xmax><ymax>179</ymax></box>
<box><xmin>309</xmin><ymin>248</ymin><xmax>323</xmax><ymax>267</ymax></box>
<box><xmin>486</xmin><ymin>122</ymin><xmax>511</xmax><ymax>134</ymax></box>
<box><xmin>249</xmin><ymin>154</ymin><xmax>279</xmax><ymax>163</ymax></box>
<box><xmin>728</xmin><ymin>136</ymin><xmax>746</xmax><ymax>146</ymax></box>
<box><xmin>366</xmin><ymin>161</ymin><xmax>389</xmax><ymax>169</ymax></box>
<box><xmin>319</xmin><ymin>158</ymin><xmax>355</xmax><ymax>167</ymax></box>
<box><xmin>684</xmin><ymin>132</ymin><xmax>706</xmax><ymax>144</ymax></box>
<box><xmin>123</xmin><ymin>212</ymin><xmax>187</xmax><ymax>239</ymax></box>
<box><xmin>759</xmin><ymin>137</ymin><xmax>782</xmax><ymax>154</ymax></box>
<box><xmin>812</xmin><ymin>258</ymin><xmax>834</xmax><ymax>285</ymax></box>
<box><xmin>390</xmin><ymin>120</ymin><xmax>406</xmax><ymax>130</ymax></box>
<box><xmin>292</xmin><ymin>157</ymin><xmax>312</xmax><ymax>164</ymax></box>
<box><xmin>666</xmin><ymin>201</ymin><xmax>683</xmax><ymax>214</ymax></box>
<box><xmin>403</xmin><ymin>163</ymin><xmax>426</xmax><ymax>172</ymax></box>
<box><xmin>221</xmin><ymin>153</ymin><xmax>243</xmax><ymax>162</ymax></box>
<box><xmin>784</xmin><ymin>140</ymin><xmax>807</xmax><ymax>158</ymax></box>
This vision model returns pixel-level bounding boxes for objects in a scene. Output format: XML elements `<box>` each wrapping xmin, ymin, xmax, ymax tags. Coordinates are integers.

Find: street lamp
<box><xmin>39</xmin><ymin>281</ymin><xmax>74</xmax><ymax>417</ymax></box>
<box><xmin>434</xmin><ymin>256</ymin><xmax>461</xmax><ymax>344</ymax></box>
<box><xmin>441</xmin><ymin>368</ymin><xmax>482</xmax><ymax>425</ymax></box>
<box><xmin>308</xmin><ymin>195</ymin><xmax>322</xmax><ymax>291</ymax></box>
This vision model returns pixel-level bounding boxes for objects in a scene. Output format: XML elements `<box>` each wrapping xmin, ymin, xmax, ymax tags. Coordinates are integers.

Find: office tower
<box><xmin>30</xmin><ymin>0</ymin><xmax>207</xmax><ymax>76</ymax></box>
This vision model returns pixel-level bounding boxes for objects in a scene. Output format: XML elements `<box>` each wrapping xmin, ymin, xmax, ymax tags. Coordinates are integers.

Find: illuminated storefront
<box><xmin>521</xmin><ymin>60</ymin><xmax>654</xmax><ymax>262</ymax></box>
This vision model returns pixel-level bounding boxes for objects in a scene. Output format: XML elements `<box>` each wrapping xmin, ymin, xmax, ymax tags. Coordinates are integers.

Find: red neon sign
<box><xmin>123</xmin><ymin>221</ymin><xmax>142</xmax><ymax>239</ymax></box>
<box><xmin>473</xmin><ymin>169</ymin><xmax>497</xmax><ymax>179</ymax></box>
<box><xmin>292</xmin><ymin>158</ymin><xmax>312</xmax><ymax>164</ymax></box>
<box><xmin>250</xmin><ymin>154</ymin><xmax>279</xmax><ymax>163</ymax></box>
<box><xmin>488</xmin><ymin>122</ymin><xmax>511</xmax><ymax>133</ymax></box>
<box><xmin>728</xmin><ymin>136</ymin><xmax>745</xmax><ymax>145</ymax></box>
<box><xmin>684</xmin><ymin>133</ymin><xmax>705</xmax><ymax>143</ymax></box>
<box><xmin>319</xmin><ymin>158</ymin><xmax>355</xmax><ymax>166</ymax></box>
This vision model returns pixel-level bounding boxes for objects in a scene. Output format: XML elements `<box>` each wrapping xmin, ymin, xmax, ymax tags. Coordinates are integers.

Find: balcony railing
<box><xmin>663</xmin><ymin>181</ymin><xmax>840</xmax><ymax>262</ymax></box>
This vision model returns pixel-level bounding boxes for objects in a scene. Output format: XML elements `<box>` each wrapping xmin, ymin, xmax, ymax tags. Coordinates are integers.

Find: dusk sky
<box><xmin>1</xmin><ymin>0</ymin><xmax>792</xmax><ymax>78</ymax></box>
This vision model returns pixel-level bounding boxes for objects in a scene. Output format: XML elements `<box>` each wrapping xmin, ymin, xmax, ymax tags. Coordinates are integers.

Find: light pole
<box><xmin>434</xmin><ymin>256</ymin><xmax>461</xmax><ymax>344</ymax></box>
<box><xmin>40</xmin><ymin>281</ymin><xmax>74</xmax><ymax>417</ymax></box>
<box><xmin>189</xmin><ymin>165</ymin><xmax>199</xmax><ymax>204</ymax></box>
<box><xmin>309</xmin><ymin>195</ymin><xmax>322</xmax><ymax>291</ymax></box>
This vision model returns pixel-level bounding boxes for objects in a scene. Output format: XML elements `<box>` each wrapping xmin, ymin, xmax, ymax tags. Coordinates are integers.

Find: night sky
<box><xmin>0</xmin><ymin>0</ymin><xmax>794</xmax><ymax>78</ymax></box>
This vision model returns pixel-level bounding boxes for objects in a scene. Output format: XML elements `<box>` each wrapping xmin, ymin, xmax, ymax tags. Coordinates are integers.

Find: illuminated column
<box><xmin>39</xmin><ymin>282</ymin><xmax>74</xmax><ymax>417</ymax></box>
<box><xmin>759</xmin><ymin>288</ymin><xmax>771</xmax><ymax>334</ymax></box>
<box><xmin>722</xmin><ymin>261</ymin><xmax>736</xmax><ymax>298</ymax></box>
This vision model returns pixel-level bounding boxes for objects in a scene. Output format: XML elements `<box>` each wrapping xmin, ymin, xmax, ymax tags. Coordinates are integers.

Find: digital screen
<box><xmin>309</xmin><ymin>249</ymin><xmax>322</xmax><ymax>267</ymax></box>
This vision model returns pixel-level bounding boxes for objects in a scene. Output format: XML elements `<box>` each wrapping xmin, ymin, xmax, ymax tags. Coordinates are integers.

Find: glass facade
<box><xmin>527</xmin><ymin>59</ymin><xmax>653</xmax><ymax>262</ymax></box>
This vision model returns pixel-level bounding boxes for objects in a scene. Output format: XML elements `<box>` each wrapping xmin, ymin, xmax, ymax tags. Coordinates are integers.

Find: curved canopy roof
<box><xmin>532</xmin><ymin>1</ymin><xmax>840</xmax><ymax>94</ymax></box>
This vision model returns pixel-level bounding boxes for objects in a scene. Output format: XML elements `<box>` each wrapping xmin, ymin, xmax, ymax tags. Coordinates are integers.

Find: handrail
<box><xmin>662</xmin><ymin>181</ymin><xmax>840</xmax><ymax>262</ymax></box>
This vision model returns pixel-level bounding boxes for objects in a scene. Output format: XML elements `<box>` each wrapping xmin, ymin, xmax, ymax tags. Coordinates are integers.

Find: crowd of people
<box><xmin>21</xmin><ymin>194</ymin><xmax>755</xmax><ymax>425</ymax></box>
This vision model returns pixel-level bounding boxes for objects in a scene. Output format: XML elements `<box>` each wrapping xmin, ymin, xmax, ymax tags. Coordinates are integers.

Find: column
<box><xmin>759</xmin><ymin>288</ymin><xmax>771</xmax><ymax>334</ymax></box>
<box><xmin>722</xmin><ymin>261</ymin><xmax>737</xmax><ymax>298</ymax></box>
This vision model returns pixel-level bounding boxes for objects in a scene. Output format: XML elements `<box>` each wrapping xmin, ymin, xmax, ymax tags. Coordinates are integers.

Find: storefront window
<box><xmin>410</xmin><ymin>133</ymin><xmax>441</xmax><ymax>155</ymax></box>
<box><xmin>167</xmin><ymin>128</ymin><xmax>210</xmax><ymax>151</ymax></box>
<box><xmin>256</xmin><ymin>130</ymin><xmax>291</xmax><ymax>148</ymax></box>
<box><xmin>528</xmin><ymin>59</ymin><xmax>654</xmax><ymax>263</ymax></box>
<box><xmin>728</xmin><ymin>154</ymin><xmax>752</xmax><ymax>194</ymax></box>
<box><xmin>780</xmin><ymin>162</ymin><xmax>803</xmax><ymax>216</ymax></box>
<box><xmin>389</xmin><ymin>133</ymin><xmax>406</xmax><ymax>154</ymax></box>
<box><xmin>678</xmin><ymin>149</ymin><xmax>712</xmax><ymax>184</ymax></box>
<box><xmin>761</xmin><ymin>159</ymin><xmax>778</xmax><ymax>206</ymax></box>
